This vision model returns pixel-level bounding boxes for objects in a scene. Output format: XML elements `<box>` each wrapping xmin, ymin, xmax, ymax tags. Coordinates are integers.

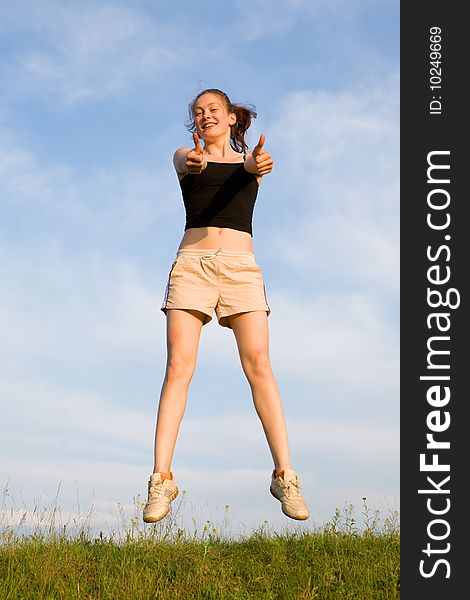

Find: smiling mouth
<box><xmin>202</xmin><ymin>123</ymin><xmax>216</xmax><ymax>130</ymax></box>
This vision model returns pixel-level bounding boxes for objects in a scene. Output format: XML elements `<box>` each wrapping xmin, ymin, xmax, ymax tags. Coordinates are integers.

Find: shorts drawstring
<box><xmin>201</xmin><ymin>248</ymin><xmax>222</xmax><ymax>260</ymax></box>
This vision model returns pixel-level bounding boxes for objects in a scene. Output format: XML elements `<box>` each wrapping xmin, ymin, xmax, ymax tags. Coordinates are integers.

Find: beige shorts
<box><xmin>161</xmin><ymin>247</ymin><xmax>271</xmax><ymax>329</ymax></box>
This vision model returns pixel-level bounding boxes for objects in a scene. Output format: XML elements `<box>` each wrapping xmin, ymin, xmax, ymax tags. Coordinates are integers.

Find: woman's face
<box><xmin>193</xmin><ymin>93</ymin><xmax>236</xmax><ymax>141</ymax></box>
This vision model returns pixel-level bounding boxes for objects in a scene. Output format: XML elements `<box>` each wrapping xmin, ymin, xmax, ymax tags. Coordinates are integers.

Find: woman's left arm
<box><xmin>244</xmin><ymin>134</ymin><xmax>273</xmax><ymax>176</ymax></box>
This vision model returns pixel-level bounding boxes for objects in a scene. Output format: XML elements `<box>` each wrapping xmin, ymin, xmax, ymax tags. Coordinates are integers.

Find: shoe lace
<box><xmin>148</xmin><ymin>481</ymin><xmax>164</xmax><ymax>499</ymax></box>
<box><xmin>285</xmin><ymin>478</ymin><xmax>301</xmax><ymax>498</ymax></box>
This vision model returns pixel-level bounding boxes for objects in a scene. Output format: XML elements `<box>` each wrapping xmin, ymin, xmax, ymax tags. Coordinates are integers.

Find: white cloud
<box><xmin>268</xmin><ymin>289</ymin><xmax>398</xmax><ymax>387</ymax></box>
<box><xmin>1</xmin><ymin>1</ymin><xmax>185</xmax><ymax>105</ymax></box>
<box><xmin>0</xmin><ymin>254</ymin><xmax>165</xmax><ymax>372</ymax></box>
<box><xmin>254</xmin><ymin>73</ymin><xmax>399</xmax><ymax>297</ymax></box>
<box><xmin>0</xmin><ymin>128</ymin><xmax>73</xmax><ymax>204</ymax></box>
<box><xmin>0</xmin><ymin>122</ymin><xmax>180</xmax><ymax>246</ymax></box>
<box><xmin>231</xmin><ymin>0</ymin><xmax>397</xmax><ymax>42</ymax></box>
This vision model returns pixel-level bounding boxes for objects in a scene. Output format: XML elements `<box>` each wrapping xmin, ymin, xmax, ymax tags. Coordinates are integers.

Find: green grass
<box><xmin>0</xmin><ymin>489</ymin><xmax>400</xmax><ymax>599</ymax></box>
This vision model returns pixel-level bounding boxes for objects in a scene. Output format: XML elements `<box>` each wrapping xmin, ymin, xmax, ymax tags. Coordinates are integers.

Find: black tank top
<box><xmin>179</xmin><ymin>159</ymin><xmax>259</xmax><ymax>237</ymax></box>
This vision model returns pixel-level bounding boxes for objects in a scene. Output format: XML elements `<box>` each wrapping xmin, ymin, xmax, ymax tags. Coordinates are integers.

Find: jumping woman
<box><xmin>143</xmin><ymin>88</ymin><xmax>309</xmax><ymax>523</ymax></box>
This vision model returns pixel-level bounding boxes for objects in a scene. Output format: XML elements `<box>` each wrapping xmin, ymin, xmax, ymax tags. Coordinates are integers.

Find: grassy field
<box><xmin>0</xmin><ymin>491</ymin><xmax>400</xmax><ymax>599</ymax></box>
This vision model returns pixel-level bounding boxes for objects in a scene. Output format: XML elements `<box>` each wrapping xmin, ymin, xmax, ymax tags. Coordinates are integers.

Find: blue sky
<box><xmin>1</xmin><ymin>0</ymin><xmax>399</xmax><ymax>537</ymax></box>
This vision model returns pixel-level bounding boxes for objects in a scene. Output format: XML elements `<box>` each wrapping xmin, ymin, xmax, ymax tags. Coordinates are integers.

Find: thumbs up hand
<box><xmin>251</xmin><ymin>134</ymin><xmax>273</xmax><ymax>176</ymax></box>
<box><xmin>186</xmin><ymin>132</ymin><xmax>207</xmax><ymax>174</ymax></box>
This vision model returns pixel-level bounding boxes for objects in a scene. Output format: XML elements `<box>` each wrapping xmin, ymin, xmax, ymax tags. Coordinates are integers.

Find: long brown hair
<box><xmin>185</xmin><ymin>88</ymin><xmax>257</xmax><ymax>153</ymax></box>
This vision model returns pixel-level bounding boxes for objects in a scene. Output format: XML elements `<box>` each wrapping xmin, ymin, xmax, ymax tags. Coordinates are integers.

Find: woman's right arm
<box><xmin>173</xmin><ymin>133</ymin><xmax>207</xmax><ymax>177</ymax></box>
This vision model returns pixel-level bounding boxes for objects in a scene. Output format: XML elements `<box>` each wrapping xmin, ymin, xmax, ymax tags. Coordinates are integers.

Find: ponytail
<box><xmin>229</xmin><ymin>104</ymin><xmax>257</xmax><ymax>153</ymax></box>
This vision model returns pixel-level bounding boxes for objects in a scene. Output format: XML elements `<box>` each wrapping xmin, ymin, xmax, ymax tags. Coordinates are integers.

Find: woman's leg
<box><xmin>153</xmin><ymin>308</ymin><xmax>205</xmax><ymax>473</ymax></box>
<box><xmin>228</xmin><ymin>310</ymin><xmax>292</xmax><ymax>472</ymax></box>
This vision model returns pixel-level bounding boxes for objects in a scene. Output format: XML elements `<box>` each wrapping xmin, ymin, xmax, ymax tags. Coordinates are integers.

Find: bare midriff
<box><xmin>178</xmin><ymin>226</ymin><xmax>253</xmax><ymax>252</ymax></box>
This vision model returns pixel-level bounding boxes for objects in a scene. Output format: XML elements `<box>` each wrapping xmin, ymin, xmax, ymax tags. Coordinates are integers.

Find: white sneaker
<box><xmin>143</xmin><ymin>472</ymin><xmax>179</xmax><ymax>523</ymax></box>
<box><xmin>270</xmin><ymin>468</ymin><xmax>309</xmax><ymax>520</ymax></box>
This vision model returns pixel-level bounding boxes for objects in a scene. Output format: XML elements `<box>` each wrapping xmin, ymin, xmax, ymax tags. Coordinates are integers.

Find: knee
<box><xmin>242</xmin><ymin>349</ymin><xmax>272</xmax><ymax>380</ymax></box>
<box><xmin>165</xmin><ymin>356</ymin><xmax>195</xmax><ymax>384</ymax></box>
